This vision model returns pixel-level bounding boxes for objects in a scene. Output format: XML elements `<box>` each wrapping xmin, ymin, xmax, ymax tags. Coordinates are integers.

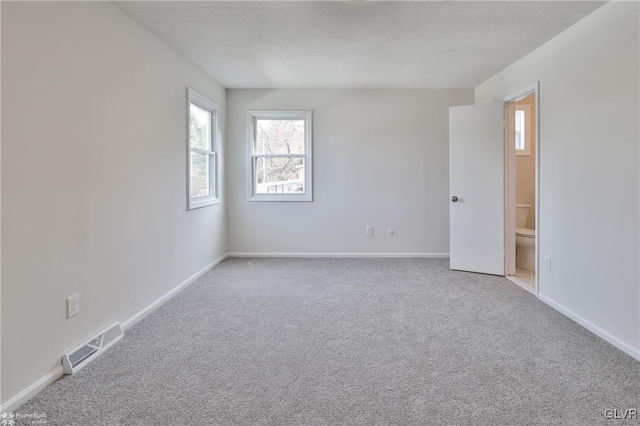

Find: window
<box><xmin>515</xmin><ymin>105</ymin><xmax>531</xmax><ymax>156</ymax></box>
<box><xmin>248</xmin><ymin>111</ymin><xmax>312</xmax><ymax>201</ymax></box>
<box><xmin>188</xmin><ymin>89</ymin><xmax>219</xmax><ymax>209</ymax></box>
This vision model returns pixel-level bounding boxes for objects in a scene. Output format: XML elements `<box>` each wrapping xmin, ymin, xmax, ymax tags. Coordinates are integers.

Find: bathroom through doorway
<box><xmin>504</xmin><ymin>84</ymin><xmax>539</xmax><ymax>294</ymax></box>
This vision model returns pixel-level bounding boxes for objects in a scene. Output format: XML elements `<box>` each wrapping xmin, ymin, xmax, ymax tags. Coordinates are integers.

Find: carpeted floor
<box><xmin>17</xmin><ymin>258</ymin><xmax>640</xmax><ymax>425</ymax></box>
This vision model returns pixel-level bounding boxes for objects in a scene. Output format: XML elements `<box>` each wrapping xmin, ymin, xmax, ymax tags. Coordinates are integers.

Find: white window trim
<box><xmin>247</xmin><ymin>110</ymin><xmax>313</xmax><ymax>202</ymax></box>
<box><xmin>188</xmin><ymin>88</ymin><xmax>220</xmax><ymax>210</ymax></box>
<box><xmin>515</xmin><ymin>104</ymin><xmax>532</xmax><ymax>157</ymax></box>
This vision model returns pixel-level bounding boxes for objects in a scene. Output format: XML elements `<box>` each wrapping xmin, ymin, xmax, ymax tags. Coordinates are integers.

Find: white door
<box><xmin>449</xmin><ymin>103</ymin><xmax>505</xmax><ymax>275</ymax></box>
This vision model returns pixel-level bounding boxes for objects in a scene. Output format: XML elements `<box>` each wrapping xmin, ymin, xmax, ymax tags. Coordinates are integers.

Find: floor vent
<box><xmin>62</xmin><ymin>322</ymin><xmax>124</xmax><ymax>375</ymax></box>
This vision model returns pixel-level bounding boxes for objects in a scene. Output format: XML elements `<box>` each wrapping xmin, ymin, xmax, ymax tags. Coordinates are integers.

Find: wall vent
<box><xmin>62</xmin><ymin>322</ymin><xmax>124</xmax><ymax>375</ymax></box>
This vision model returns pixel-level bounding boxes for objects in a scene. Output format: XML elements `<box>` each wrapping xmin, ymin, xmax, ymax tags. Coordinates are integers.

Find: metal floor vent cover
<box><xmin>62</xmin><ymin>322</ymin><xmax>124</xmax><ymax>374</ymax></box>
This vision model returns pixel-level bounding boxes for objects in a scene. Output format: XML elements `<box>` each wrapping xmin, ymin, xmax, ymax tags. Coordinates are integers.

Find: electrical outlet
<box><xmin>366</xmin><ymin>226</ymin><xmax>374</xmax><ymax>236</ymax></box>
<box><xmin>544</xmin><ymin>256</ymin><xmax>551</xmax><ymax>271</ymax></box>
<box><xmin>67</xmin><ymin>294</ymin><xmax>80</xmax><ymax>318</ymax></box>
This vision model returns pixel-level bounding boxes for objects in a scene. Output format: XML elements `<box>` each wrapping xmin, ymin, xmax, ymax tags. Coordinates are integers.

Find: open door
<box><xmin>449</xmin><ymin>103</ymin><xmax>504</xmax><ymax>275</ymax></box>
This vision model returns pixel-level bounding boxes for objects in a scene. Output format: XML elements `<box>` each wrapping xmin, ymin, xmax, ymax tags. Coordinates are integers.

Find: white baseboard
<box><xmin>122</xmin><ymin>253</ymin><xmax>228</xmax><ymax>330</ymax></box>
<box><xmin>1</xmin><ymin>254</ymin><xmax>228</xmax><ymax>413</ymax></box>
<box><xmin>227</xmin><ymin>252</ymin><xmax>450</xmax><ymax>258</ymax></box>
<box><xmin>538</xmin><ymin>293</ymin><xmax>640</xmax><ymax>362</ymax></box>
<box><xmin>1</xmin><ymin>366</ymin><xmax>64</xmax><ymax>414</ymax></box>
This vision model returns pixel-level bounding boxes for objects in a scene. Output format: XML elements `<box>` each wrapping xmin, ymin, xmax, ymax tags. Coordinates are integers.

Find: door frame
<box><xmin>502</xmin><ymin>82</ymin><xmax>540</xmax><ymax>297</ymax></box>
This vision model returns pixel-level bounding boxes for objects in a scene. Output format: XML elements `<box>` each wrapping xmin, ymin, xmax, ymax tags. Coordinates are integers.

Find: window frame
<box><xmin>515</xmin><ymin>105</ymin><xmax>532</xmax><ymax>157</ymax></box>
<box><xmin>247</xmin><ymin>110</ymin><xmax>313</xmax><ymax>202</ymax></box>
<box><xmin>187</xmin><ymin>88</ymin><xmax>220</xmax><ymax>210</ymax></box>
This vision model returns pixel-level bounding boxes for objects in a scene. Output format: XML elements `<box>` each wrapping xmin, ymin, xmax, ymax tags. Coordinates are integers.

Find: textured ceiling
<box><xmin>113</xmin><ymin>1</ymin><xmax>605</xmax><ymax>89</ymax></box>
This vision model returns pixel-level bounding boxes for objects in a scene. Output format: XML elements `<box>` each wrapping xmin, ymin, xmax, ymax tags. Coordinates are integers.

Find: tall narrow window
<box><xmin>248</xmin><ymin>111</ymin><xmax>312</xmax><ymax>201</ymax></box>
<box><xmin>188</xmin><ymin>89</ymin><xmax>219</xmax><ymax>209</ymax></box>
<box><xmin>515</xmin><ymin>105</ymin><xmax>531</xmax><ymax>156</ymax></box>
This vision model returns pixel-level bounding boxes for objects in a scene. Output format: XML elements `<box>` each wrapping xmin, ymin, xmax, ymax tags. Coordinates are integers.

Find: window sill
<box><xmin>189</xmin><ymin>197</ymin><xmax>221</xmax><ymax>210</ymax></box>
<box><xmin>248</xmin><ymin>194</ymin><xmax>312</xmax><ymax>202</ymax></box>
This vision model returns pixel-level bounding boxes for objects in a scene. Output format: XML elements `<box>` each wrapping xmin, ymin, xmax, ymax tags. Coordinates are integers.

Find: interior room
<box><xmin>2</xmin><ymin>1</ymin><xmax>639</xmax><ymax>425</ymax></box>
<box><xmin>507</xmin><ymin>93</ymin><xmax>537</xmax><ymax>293</ymax></box>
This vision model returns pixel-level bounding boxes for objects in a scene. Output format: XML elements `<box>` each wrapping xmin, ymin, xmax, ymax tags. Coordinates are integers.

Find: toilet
<box><xmin>515</xmin><ymin>204</ymin><xmax>535</xmax><ymax>271</ymax></box>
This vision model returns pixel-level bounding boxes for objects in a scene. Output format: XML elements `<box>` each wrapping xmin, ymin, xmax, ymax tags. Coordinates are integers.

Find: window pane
<box><xmin>515</xmin><ymin>110</ymin><xmax>525</xmax><ymax>150</ymax></box>
<box><xmin>255</xmin><ymin>119</ymin><xmax>304</xmax><ymax>155</ymax></box>
<box><xmin>190</xmin><ymin>152</ymin><xmax>214</xmax><ymax>198</ymax></box>
<box><xmin>190</xmin><ymin>103</ymin><xmax>211</xmax><ymax>151</ymax></box>
<box><xmin>255</xmin><ymin>157</ymin><xmax>305</xmax><ymax>194</ymax></box>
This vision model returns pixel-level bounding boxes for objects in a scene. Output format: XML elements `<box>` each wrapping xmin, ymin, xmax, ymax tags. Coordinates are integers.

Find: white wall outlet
<box><xmin>388</xmin><ymin>228</ymin><xmax>395</xmax><ymax>236</ymax></box>
<box><xmin>67</xmin><ymin>294</ymin><xmax>80</xmax><ymax>318</ymax></box>
<box><xmin>544</xmin><ymin>256</ymin><xmax>551</xmax><ymax>271</ymax></box>
<box><xmin>366</xmin><ymin>226</ymin><xmax>374</xmax><ymax>236</ymax></box>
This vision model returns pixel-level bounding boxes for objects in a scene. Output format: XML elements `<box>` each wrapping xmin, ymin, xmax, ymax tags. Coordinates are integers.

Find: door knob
<box><xmin>451</xmin><ymin>196</ymin><xmax>458</xmax><ymax>202</ymax></box>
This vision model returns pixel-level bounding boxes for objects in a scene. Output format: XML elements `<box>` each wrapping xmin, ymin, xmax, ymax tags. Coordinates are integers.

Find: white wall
<box><xmin>227</xmin><ymin>89</ymin><xmax>473</xmax><ymax>255</ymax></box>
<box><xmin>1</xmin><ymin>2</ymin><xmax>227</xmax><ymax>405</ymax></box>
<box><xmin>476</xmin><ymin>2</ymin><xmax>640</xmax><ymax>357</ymax></box>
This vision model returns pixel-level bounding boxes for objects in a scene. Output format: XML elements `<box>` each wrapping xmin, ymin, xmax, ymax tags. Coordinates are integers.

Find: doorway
<box><xmin>503</xmin><ymin>84</ymin><xmax>539</xmax><ymax>295</ymax></box>
<box><xmin>448</xmin><ymin>83</ymin><xmax>539</xmax><ymax>289</ymax></box>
